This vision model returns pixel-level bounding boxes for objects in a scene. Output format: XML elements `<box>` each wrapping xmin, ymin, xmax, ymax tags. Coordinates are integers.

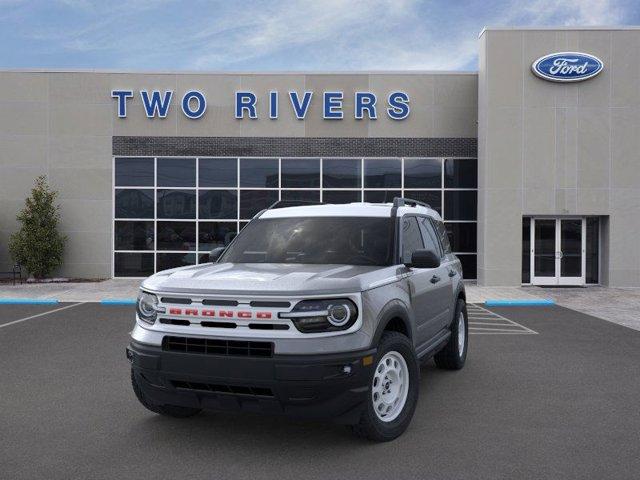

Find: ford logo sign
<box><xmin>531</xmin><ymin>52</ymin><xmax>603</xmax><ymax>82</ymax></box>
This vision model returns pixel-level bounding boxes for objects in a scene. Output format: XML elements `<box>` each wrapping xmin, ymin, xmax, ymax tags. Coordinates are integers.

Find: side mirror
<box><xmin>407</xmin><ymin>249</ymin><xmax>440</xmax><ymax>269</ymax></box>
<box><xmin>208</xmin><ymin>246</ymin><xmax>226</xmax><ymax>263</ymax></box>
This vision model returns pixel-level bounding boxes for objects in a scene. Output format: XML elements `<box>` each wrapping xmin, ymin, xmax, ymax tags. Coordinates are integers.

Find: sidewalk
<box><xmin>1</xmin><ymin>279</ymin><xmax>638</xmax><ymax>331</ymax></box>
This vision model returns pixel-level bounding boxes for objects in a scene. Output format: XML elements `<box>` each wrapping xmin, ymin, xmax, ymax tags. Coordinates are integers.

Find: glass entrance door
<box><xmin>531</xmin><ymin>218</ymin><xmax>586</xmax><ymax>286</ymax></box>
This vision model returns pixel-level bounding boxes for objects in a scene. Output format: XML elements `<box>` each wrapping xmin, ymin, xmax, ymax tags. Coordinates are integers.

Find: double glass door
<box><xmin>531</xmin><ymin>218</ymin><xmax>585</xmax><ymax>285</ymax></box>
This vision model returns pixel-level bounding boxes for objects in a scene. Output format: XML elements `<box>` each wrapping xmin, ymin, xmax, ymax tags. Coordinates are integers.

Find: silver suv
<box><xmin>127</xmin><ymin>198</ymin><xmax>468</xmax><ymax>441</ymax></box>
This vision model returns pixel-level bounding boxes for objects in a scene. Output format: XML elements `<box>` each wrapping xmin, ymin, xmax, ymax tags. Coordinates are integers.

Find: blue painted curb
<box><xmin>485</xmin><ymin>299</ymin><xmax>555</xmax><ymax>307</ymax></box>
<box><xmin>100</xmin><ymin>299</ymin><xmax>136</xmax><ymax>305</ymax></box>
<box><xmin>0</xmin><ymin>298</ymin><xmax>59</xmax><ymax>305</ymax></box>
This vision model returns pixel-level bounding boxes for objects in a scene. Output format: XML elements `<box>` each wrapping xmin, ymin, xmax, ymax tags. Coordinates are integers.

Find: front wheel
<box><xmin>351</xmin><ymin>331</ymin><xmax>419</xmax><ymax>442</ymax></box>
<box><xmin>434</xmin><ymin>298</ymin><xmax>468</xmax><ymax>370</ymax></box>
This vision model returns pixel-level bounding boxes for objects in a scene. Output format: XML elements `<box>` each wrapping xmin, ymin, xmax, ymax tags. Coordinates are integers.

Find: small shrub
<box><xmin>9</xmin><ymin>175</ymin><xmax>67</xmax><ymax>279</ymax></box>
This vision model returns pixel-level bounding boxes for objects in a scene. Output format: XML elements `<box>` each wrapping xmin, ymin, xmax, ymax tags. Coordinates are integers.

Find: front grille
<box><xmin>171</xmin><ymin>380</ymin><xmax>274</xmax><ymax>397</ymax></box>
<box><xmin>162</xmin><ymin>336</ymin><xmax>273</xmax><ymax>357</ymax></box>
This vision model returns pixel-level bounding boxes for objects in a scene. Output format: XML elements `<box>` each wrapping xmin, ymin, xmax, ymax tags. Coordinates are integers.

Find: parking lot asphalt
<box><xmin>1</xmin><ymin>303</ymin><xmax>639</xmax><ymax>480</ymax></box>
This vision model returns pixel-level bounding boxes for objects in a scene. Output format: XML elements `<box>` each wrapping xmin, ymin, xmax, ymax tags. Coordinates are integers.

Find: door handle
<box><xmin>430</xmin><ymin>275</ymin><xmax>441</xmax><ymax>284</ymax></box>
<box><xmin>448</xmin><ymin>269</ymin><xmax>457</xmax><ymax>277</ymax></box>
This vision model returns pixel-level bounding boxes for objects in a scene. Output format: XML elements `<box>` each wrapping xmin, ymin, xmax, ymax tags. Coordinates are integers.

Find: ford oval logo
<box><xmin>531</xmin><ymin>52</ymin><xmax>604</xmax><ymax>82</ymax></box>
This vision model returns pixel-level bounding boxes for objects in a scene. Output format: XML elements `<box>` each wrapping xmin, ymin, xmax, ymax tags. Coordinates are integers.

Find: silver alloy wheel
<box><xmin>372</xmin><ymin>351</ymin><xmax>409</xmax><ymax>422</ymax></box>
<box><xmin>458</xmin><ymin>311</ymin><xmax>466</xmax><ymax>357</ymax></box>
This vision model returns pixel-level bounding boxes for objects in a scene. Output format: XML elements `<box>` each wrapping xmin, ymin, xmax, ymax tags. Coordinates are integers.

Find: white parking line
<box><xmin>467</xmin><ymin>304</ymin><xmax>538</xmax><ymax>335</ymax></box>
<box><xmin>0</xmin><ymin>303</ymin><xmax>83</xmax><ymax>329</ymax></box>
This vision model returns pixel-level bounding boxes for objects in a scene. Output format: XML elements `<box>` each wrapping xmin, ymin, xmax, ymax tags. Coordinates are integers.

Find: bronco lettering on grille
<box><xmin>167</xmin><ymin>308</ymin><xmax>272</xmax><ymax>319</ymax></box>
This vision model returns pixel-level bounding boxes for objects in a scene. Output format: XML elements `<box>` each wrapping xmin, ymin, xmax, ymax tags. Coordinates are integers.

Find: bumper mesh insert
<box><xmin>162</xmin><ymin>336</ymin><xmax>273</xmax><ymax>357</ymax></box>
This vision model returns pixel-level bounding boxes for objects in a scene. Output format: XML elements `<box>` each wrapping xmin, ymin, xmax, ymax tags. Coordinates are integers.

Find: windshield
<box><xmin>219</xmin><ymin>217</ymin><xmax>394</xmax><ymax>266</ymax></box>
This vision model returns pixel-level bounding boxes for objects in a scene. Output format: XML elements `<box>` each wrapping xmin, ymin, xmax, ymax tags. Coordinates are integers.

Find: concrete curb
<box><xmin>485</xmin><ymin>299</ymin><xmax>555</xmax><ymax>307</ymax></box>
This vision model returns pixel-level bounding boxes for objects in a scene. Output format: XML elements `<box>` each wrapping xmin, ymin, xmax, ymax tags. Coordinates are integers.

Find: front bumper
<box><xmin>127</xmin><ymin>340</ymin><xmax>376</xmax><ymax>424</ymax></box>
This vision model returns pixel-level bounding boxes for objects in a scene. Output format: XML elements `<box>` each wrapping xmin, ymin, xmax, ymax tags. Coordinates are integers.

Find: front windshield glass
<box><xmin>219</xmin><ymin>217</ymin><xmax>394</xmax><ymax>266</ymax></box>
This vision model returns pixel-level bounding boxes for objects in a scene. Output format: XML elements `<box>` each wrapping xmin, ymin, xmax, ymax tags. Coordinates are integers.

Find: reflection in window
<box><xmin>445</xmin><ymin>158</ymin><xmax>477</xmax><ymax>188</ymax></box>
<box><xmin>199</xmin><ymin>158</ymin><xmax>237</xmax><ymax>187</ymax></box>
<box><xmin>199</xmin><ymin>222</ymin><xmax>237</xmax><ymax>251</ymax></box>
<box><xmin>156</xmin><ymin>221</ymin><xmax>196</xmax><ymax>250</ymax></box>
<box><xmin>363</xmin><ymin>190</ymin><xmax>401</xmax><ymax>203</ymax></box>
<box><xmin>281</xmin><ymin>159</ymin><xmax>320</xmax><ymax>188</ymax></box>
<box><xmin>323</xmin><ymin>190</ymin><xmax>361</xmax><ymax>204</ymax></box>
<box><xmin>281</xmin><ymin>190</ymin><xmax>320</xmax><ymax>202</ymax></box>
<box><xmin>114</xmin><ymin>252</ymin><xmax>154</xmax><ymax>277</ymax></box>
<box><xmin>240</xmin><ymin>190</ymin><xmax>278</xmax><ymax>219</ymax></box>
<box><xmin>157</xmin><ymin>253</ymin><xmax>196</xmax><ymax>272</ymax></box>
<box><xmin>403</xmin><ymin>190</ymin><xmax>441</xmax><ymax>214</ymax></box>
<box><xmin>115</xmin><ymin>158</ymin><xmax>154</xmax><ymax>186</ymax></box>
<box><xmin>199</xmin><ymin>190</ymin><xmax>237</xmax><ymax>219</ymax></box>
<box><xmin>364</xmin><ymin>159</ymin><xmax>401</xmax><ymax>188</ymax></box>
<box><xmin>114</xmin><ymin>221</ymin><xmax>154</xmax><ymax>250</ymax></box>
<box><xmin>404</xmin><ymin>158</ymin><xmax>441</xmax><ymax>188</ymax></box>
<box><xmin>115</xmin><ymin>189</ymin><xmax>154</xmax><ymax>218</ymax></box>
<box><xmin>444</xmin><ymin>191</ymin><xmax>477</xmax><ymax>221</ymax></box>
<box><xmin>240</xmin><ymin>158</ymin><xmax>278</xmax><ymax>187</ymax></box>
<box><xmin>322</xmin><ymin>159</ymin><xmax>361</xmax><ymax>188</ymax></box>
<box><xmin>157</xmin><ymin>189</ymin><xmax>196</xmax><ymax>219</ymax></box>
<box><xmin>157</xmin><ymin>158</ymin><xmax>196</xmax><ymax>187</ymax></box>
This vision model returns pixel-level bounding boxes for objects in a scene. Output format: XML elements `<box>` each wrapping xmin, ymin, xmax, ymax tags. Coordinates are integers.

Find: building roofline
<box><xmin>0</xmin><ymin>67</ymin><xmax>478</xmax><ymax>76</ymax></box>
<box><xmin>479</xmin><ymin>25</ymin><xmax>640</xmax><ymax>38</ymax></box>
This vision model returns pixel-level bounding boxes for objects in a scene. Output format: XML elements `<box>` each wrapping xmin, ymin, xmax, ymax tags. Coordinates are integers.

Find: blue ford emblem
<box><xmin>531</xmin><ymin>52</ymin><xmax>603</xmax><ymax>82</ymax></box>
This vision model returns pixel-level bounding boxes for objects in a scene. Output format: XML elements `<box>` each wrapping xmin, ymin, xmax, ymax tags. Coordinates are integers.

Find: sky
<box><xmin>0</xmin><ymin>0</ymin><xmax>638</xmax><ymax>71</ymax></box>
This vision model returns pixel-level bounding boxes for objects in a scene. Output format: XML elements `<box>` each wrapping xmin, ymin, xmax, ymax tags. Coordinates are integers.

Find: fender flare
<box><xmin>370</xmin><ymin>299</ymin><xmax>413</xmax><ymax>347</ymax></box>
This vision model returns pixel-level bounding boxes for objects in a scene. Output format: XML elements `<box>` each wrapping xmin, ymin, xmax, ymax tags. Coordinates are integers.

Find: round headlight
<box><xmin>137</xmin><ymin>292</ymin><xmax>159</xmax><ymax>324</ymax></box>
<box><xmin>327</xmin><ymin>303</ymin><xmax>350</xmax><ymax>326</ymax></box>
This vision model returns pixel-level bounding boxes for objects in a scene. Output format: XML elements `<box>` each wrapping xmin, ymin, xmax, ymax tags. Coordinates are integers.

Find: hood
<box><xmin>141</xmin><ymin>262</ymin><xmax>401</xmax><ymax>296</ymax></box>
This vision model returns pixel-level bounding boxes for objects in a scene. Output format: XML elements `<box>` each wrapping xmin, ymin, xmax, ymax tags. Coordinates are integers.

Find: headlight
<box><xmin>136</xmin><ymin>291</ymin><xmax>162</xmax><ymax>324</ymax></box>
<box><xmin>280</xmin><ymin>298</ymin><xmax>358</xmax><ymax>333</ymax></box>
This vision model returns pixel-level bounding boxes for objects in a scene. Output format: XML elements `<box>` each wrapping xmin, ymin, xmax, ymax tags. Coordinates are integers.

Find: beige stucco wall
<box><xmin>0</xmin><ymin>71</ymin><xmax>477</xmax><ymax>278</ymax></box>
<box><xmin>478</xmin><ymin>28</ymin><xmax>640</xmax><ymax>286</ymax></box>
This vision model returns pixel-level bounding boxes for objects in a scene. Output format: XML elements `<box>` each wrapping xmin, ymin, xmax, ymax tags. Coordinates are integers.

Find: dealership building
<box><xmin>1</xmin><ymin>26</ymin><xmax>639</xmax><ymax>287</ymax></box>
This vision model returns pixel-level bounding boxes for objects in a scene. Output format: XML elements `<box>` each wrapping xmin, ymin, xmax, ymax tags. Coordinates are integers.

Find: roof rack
<box><xmin>392</xmin><ymin>197</ymin><xmax>432</xmax><ymax>209</ymax></box>
<box><xmin>266</xmin><ymin>199</ymin><xmax>325</xmax><ymax>210</ymax></box>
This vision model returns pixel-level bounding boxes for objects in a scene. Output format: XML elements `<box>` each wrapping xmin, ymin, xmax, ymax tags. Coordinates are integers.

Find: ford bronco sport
<box><xmin>127</xmin><ymin>198</ymin><xmax>468</xmax><ymax>441</ymax></box>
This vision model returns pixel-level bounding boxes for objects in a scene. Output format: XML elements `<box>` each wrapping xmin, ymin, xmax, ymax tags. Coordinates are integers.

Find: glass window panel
<box><xmin>198</xmin><ymin>253</ymin><xmax>211</xmax><ymax>264</ymax></box>
<box><xmin>522</xmin><ymin>218</ymin><xmax>531</xmax><ymax>283</ymax></box>
<box><xmin>240</xmin><ymin>190</ymin><xmax>278</xmax><ymax>219</ymax></box>
<box><xmin>240</xmin><ymin>221</ymin><xmax>249</xmax><ymax>230</ymax></box>
<box><xmin>444</xmin><ymin>159</ymin><xmax>477</xmax><ymax>188</ymax></box>
<box><xmin>240</xmin><ymin>158</ymin><xmax>278</xmax><ymax>187</ymax></box>
<box><xmin>457</xmin><ymin>254</ymin><xmax>477</xmax><ymax>280</ymax></box>
<box><xmin>157</xmin><ymin>189</ymin><xmax>196</xmax><ymax>219</ymax></box>
<box><xmin>157</xmin><ymin>221</ymin><xmax>196</xmax><ymax>251</ymax></box>
<box><xmin>199</xmin><ymin>158</ymin><xmax>237</xmax><ymax>187</ymax></box>
<box><xmin>322</xmin><ymin>190</ymin><xmax>361</xmax><ymax>204</ymax></box>
<box><xmin>281</xmin><ymin>190</ymin><xmax>320</xmax><ymax>202</ymax></box>
<box><xmin>157</xmin><ymin>158</ymin><xmax>196</xmax><ymax>187</ymax></box>
<box><xmin>417</xmin><ymin>217</ymin><xmax>441</xmax><ymax>257</ymax></box>
<box><xmin>322</xmin><ymin>159</ymin><xmax>361</xmax><ymax>188</ymax></box>
<box><xmin>198</xmin><ymin>190</ymin><xmax>238</xmax><ymax>219</ymax></box>
<box><xmin>404</xmin><ymin>158</ymin><xmax>441</xmax><ymax>188</ymax></box>
<box><xmin>114</xmin><ymin>252</ymin><xmax>154</xmax><ymax>277</ymax></box>
<box><xmin>445</xmin><ymin>222</ymin><xmax>476</xmax><ymax>253</ymax></box>
<box><xmin>403</xmin><ymin>190</ymin><xmax>441</xmax><ymax>214</ymax></box>
<box><xmin>586</xmin><ymin>217</ymin><xmax>599</xmax><ymax>284</ymax></box>
<box><xmin>364</xmin><ymin>190</ymin><xmax>401</xmax><ymax>203</ymax></box>
<box><xmin>199</xmin><ymin>222</ymin><xmax>238</xmax><ymax>251</ymax></box>
<box><xmin>401</xmin><ymin>217</ymin><xmax>425</xmax><ymax>264</ymax></box>
<box><xmin>114</xmin><ymin>221</ymin><xmax>154</xmax><ymax>251</ymax></box>
<box><xmin>534</xmin><ymin>219</ymin><xmax>556</xmax><ymax>277</ymax></box>
<box><xmin>444</xmin><ymin>191</ymin><xmax>477</xmax><ymax>221</ymax></box>
<box><xmin>157</xmin><ymin>253</ymin><xmax>196</xmax><ymax>272</ymax></box>
<box><xmin>115</xmin><ymin>189</ymin><xmax>154</xmax><ymax>218</ymax></box>
<box><xmin>560</xmin><ymin>219</ymin><xmax>582</xmax><ymax>277</ymax></box>
<box><xmin>115</xmin><ymin>158</ymin><xmax>154</xmax><ymax>187</ymax></box>
<box><xmin>364</xmin><ymin>159</ymin><xmax>401</xmax><ymax>188</ymax></box>
<box><xmin>281</xmin><ymin>159</ymin><xmax>320</xmax><ymax>188</ymax></box>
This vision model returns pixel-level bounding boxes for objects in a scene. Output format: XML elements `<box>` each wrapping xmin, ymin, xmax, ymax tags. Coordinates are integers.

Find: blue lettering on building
<box><xmin>113</xmin><ymin>90</ymin><xmax>412</xmax><ymax>120</ymax></box>
<box><xmin>181</xmin><ymin>90</ymin><xmax>206</xmax><ymax>119</ymax></box>
<box><xmin>289</xmin><ymin>91</ymin><xmax>313</xmax><ymax>119</ymax></box>
<box><xmin>387</xmin><ymin>91</ymin><xmax>410</xmax><ymax>120</ymax></box>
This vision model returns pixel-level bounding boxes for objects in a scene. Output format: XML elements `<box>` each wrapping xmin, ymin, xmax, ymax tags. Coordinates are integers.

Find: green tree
<box><xmin>9</xmin><ymin>175</ymin><xmax>66</xmax><ymax>279</ymax></box>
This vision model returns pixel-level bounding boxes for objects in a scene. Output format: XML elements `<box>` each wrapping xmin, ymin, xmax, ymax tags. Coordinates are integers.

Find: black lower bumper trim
<box><xmin>128</xmin><ymin>340</ymin><xmax>376</xmax><ymax>424</ymax></box>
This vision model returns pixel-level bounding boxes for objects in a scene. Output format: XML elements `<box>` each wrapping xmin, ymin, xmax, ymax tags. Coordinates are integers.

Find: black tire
<box><xmin>351</xmin><ymin>331</ymin><xmax>419</xmax><ymax>442</ymax></box>
<box><xmin>131</xmin><ymin>369</ymin><xmax>201</xmax><ymax>418</ymax></box>
<box><xmin>434</xmin><ymin>298</ymin><xmax>468</xmax><ymax>370</ymax></box>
